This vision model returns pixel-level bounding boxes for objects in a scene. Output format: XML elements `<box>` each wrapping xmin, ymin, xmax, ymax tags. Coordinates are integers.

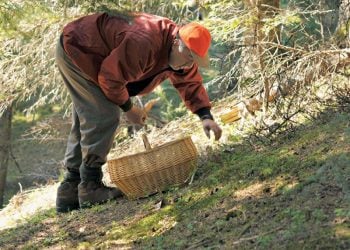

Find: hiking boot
<box><xmin>56</xmin><ymin>180</ymin><xmax>80</xmax><ymax>213</ymax></box>
<box><xmin>78</xmin><ymin>181</ymin><xmax>123</xmax><ymax>208</ymax></box>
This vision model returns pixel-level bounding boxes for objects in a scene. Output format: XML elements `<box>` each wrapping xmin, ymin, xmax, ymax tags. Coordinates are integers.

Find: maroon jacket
<box><xmin>62</xmin><ymin>12</ymin><xmax>211</xmax><ymax>115</ymax></box>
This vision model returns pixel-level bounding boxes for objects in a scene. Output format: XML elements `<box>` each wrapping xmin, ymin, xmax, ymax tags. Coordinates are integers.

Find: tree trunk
<box><xmin>337</xmin><ymin>0</ymin><xmax>350</xmax><ymax>28</ymax></box>
<box><xmin>336</xmin><ymin>0</ymin><xmax>350</xmax><ymax>47</ymax></box>
<box><xmin>0</xmin><ymin>105</ymin><xmax>12</xmax><ymax>208</ymax></box>
<box><xmin>243</xmin><ymin>0</ymin><xmax>280</xmax><ymax>110</ymax></box>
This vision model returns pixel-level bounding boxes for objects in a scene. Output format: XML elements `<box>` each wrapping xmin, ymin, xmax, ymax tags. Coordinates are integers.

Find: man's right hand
<box><xmin>125</xmin><ymin>106</ymin><xmax>147</xmax><ymax>125</ymax></box>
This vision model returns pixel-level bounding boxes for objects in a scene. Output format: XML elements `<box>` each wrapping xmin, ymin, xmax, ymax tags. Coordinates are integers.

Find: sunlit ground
<box><xmin>0</xmin><ymin>183</ymin><xmax>58</xmax><ymax>230</ymax></box>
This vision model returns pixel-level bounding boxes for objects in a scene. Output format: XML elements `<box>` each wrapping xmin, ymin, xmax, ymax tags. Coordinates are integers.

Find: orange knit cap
<box><xmin>179</xmin><ymin>22</ymin><xmax>211</xmax><ymax>68</ymax></box>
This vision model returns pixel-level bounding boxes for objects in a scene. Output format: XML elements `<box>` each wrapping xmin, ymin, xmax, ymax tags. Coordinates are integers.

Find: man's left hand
<box><xmin>202</xmin><ymin>119</ymin><xmax>222</xmax><ymax>141</ymax></box>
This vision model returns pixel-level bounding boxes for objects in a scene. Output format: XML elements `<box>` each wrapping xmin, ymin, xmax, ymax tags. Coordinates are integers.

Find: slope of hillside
<box><xmin>0</xmin><ymin>99</ymin><xmax>349</xmax><ymax>249</ymax></box>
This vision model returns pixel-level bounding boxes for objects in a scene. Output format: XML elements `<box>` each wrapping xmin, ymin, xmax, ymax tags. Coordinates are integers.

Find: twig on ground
<box><xmin>232</xmin><ymin>226</ymin><xmax>283</xmax><ymax>246</ymax></box>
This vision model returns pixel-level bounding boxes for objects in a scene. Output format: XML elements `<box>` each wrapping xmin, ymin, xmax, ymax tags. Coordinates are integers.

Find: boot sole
<box><xmin>56</xmin><ymin>202</ymin><xmax>80</xmax><ymax>213</ymax></box>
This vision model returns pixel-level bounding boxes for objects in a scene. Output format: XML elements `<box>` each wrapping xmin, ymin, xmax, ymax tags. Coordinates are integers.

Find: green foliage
<box><xmin>89</xmin><ymin>202</ymin><xmax>110</xmax><ymax>213</ymax></box>
<box><xmin>335</xmin><ymin>208</ymin><xmax>350</xmax><ymax>218</ymax></box>
<box><xmin>25</xmin><ymin>208</ymin><xmax>56</xmax><ymax>225</ymax></box>
<box><xmin>0</xmin><ymin>1</ymin><xmax>68</xmax><ymax>114</ymax></box>
<box><xmin>0</xmin><ymin>1</ymin><xmax>23</xmax><ymax>38</ymax></box>
<box><xmin>282</xmin><ymin>0</ymin><xmax>341</xmax><ymax>44</ymax></box>
<box><xmin>141</xmin><ymin>80</ymin><xmax>188</xmax><ymax>122</ymax></box>
<box><xmin>0</xmin><ymin>1</ymin><xmax>57</xmax><ymax>40</ymax></box>
<box><xmin>156</xmin><ymin>81</ymin><xmax>187</xmax><ymax>121</ymax></box>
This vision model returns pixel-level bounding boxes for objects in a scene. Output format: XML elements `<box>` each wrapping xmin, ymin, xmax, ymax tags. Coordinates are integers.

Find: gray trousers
<box><xmin>55</xmin><ymin>36</ymin><xmax>120</xmax><ymax>182</ymax></box>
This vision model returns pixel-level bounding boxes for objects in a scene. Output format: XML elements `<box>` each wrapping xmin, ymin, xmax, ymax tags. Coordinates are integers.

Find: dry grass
<box><xmin>0</xmin><ymin>183</ymin><xmax>58</xmax><ymax>230</ymax></box>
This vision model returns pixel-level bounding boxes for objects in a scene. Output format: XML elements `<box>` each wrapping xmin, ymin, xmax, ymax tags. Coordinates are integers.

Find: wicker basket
<box><xmin>107</xmin><ymin>134</ymin><xmax>198</xmax><ymax>199</ymax></box>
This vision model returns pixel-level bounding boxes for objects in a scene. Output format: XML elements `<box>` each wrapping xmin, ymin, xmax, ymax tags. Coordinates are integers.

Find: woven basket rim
<box><xmin>109</xmin><ymin>158</ymin><xmax>198</xmax><ymax>180</ymax></box>
<box><xmin>108</xmin><ymin>136</ymin><xmax>194</xmax><ymax>163</ymax></box>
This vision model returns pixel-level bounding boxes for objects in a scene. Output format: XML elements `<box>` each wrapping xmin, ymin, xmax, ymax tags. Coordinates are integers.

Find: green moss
<box><xmin>26</xmin><ymin>208</ymin><xmax>56</xmax><ymax>225</ymax></box>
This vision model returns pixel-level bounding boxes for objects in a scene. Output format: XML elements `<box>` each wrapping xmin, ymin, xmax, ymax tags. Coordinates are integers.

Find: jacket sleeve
<box><xmin>169</xmin><ymin>65</ymin><xmax>212</xmax><ymax>113</ymax></box>
<box><xmin>98</xmin><ymin>37</ymin><xmax>154</xmax><ymax>107</ymax></box>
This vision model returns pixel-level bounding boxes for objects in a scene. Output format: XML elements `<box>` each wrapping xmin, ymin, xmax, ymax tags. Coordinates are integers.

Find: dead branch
<box><xmin>232</xmin><ymin>226</ymin><xmax>283</xmax><ymax>246</ymax></box>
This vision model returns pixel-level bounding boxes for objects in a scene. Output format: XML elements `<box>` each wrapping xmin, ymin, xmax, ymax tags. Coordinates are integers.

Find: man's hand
<box><xmin>202</xmin><ymin>119</ymin><xmax>222</xmax><ymax>141</ymax></box>
<box><xmin>125</xmin><ymin>106</ymin><xmax>147</xmax><ymax>125</ymax></box>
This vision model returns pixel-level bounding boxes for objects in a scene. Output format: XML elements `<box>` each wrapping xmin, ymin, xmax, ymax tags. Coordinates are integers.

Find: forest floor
<box><xmin>2</xmin><ymin>109</ymin><xmax>68</xmax><ymax>207</ymax></box>
<box><xmin>0</xmin><ymin>97</ymin><xmax>349</xmax><ymax>249</ymax></box>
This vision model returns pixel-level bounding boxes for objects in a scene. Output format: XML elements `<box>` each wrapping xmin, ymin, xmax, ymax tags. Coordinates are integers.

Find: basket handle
<box><xmin>142</xmin><ymin>134</ymin><xmax>152</xmax><ymax>151</ymax></box>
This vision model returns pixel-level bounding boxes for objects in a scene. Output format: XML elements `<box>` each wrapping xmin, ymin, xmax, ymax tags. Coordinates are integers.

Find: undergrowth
<box><xmin>0</xmin><ymin>109</ymin><xmax>349</xmax><ymax>249</ymax></box>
